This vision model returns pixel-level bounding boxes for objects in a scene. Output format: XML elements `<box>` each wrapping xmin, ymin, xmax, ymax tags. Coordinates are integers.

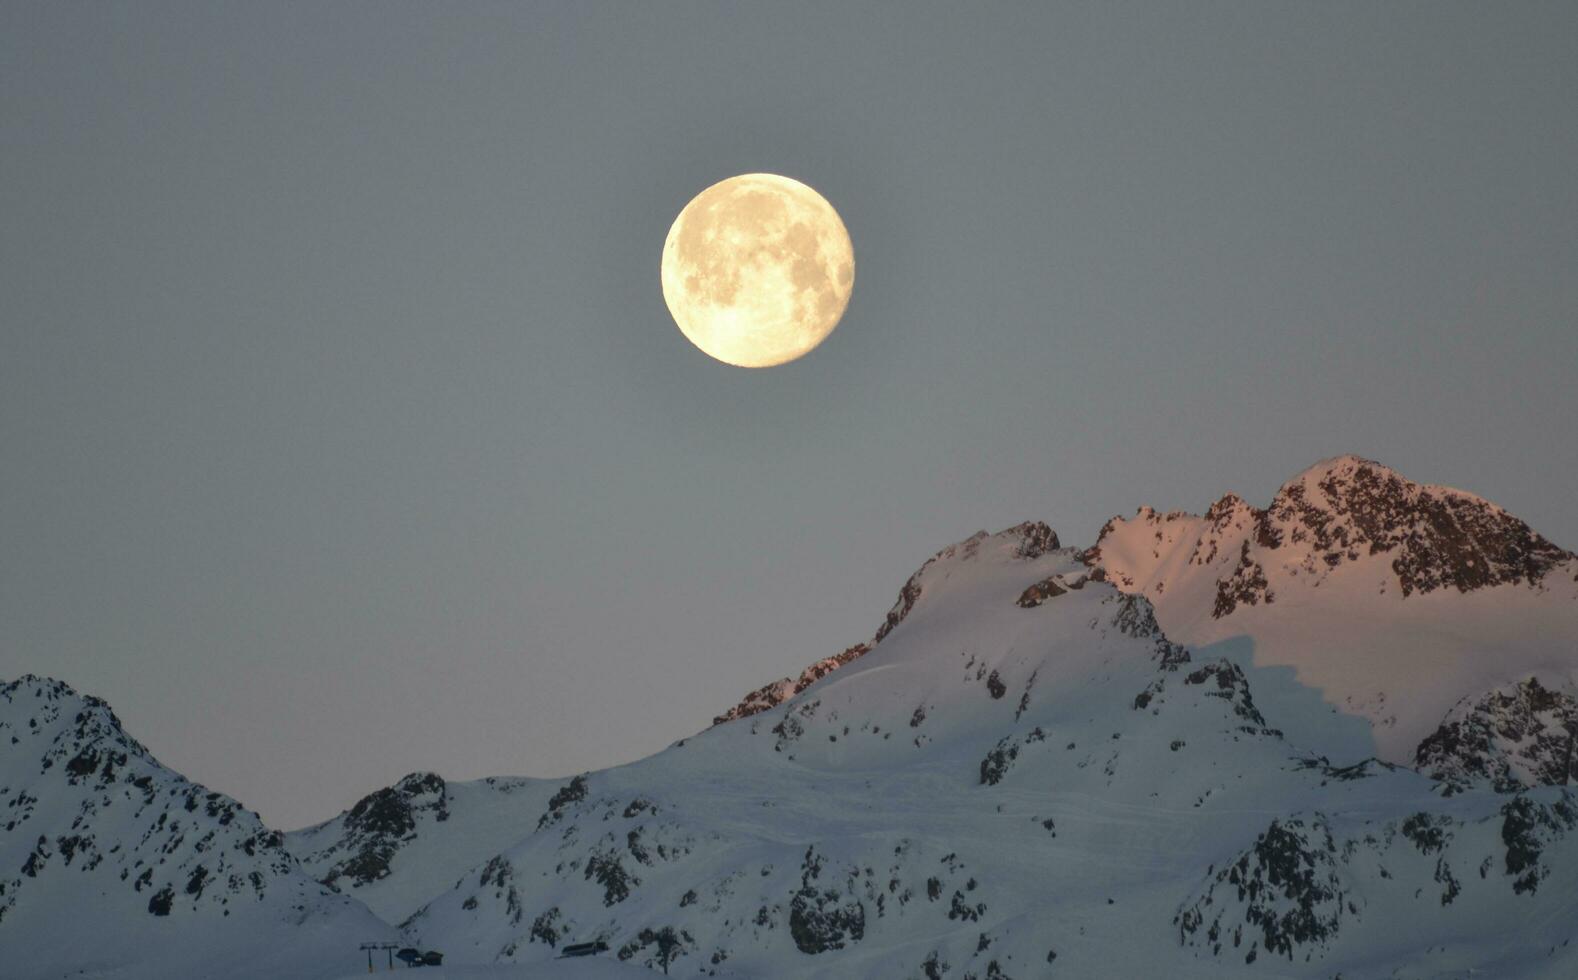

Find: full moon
<box><xmin>661</xmin><ymin>173</ymin><xmax>854</xmax><ymax>368</ymax></box>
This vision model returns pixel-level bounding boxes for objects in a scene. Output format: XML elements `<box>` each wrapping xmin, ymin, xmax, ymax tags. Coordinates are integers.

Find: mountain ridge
<box><xmin>713</xmin><ymin>456</ymin><xmax>1578</xmax><ymax>776</ymax></box>
<box><xmin>7</xmin><ymin>456</ymin><xmax>1578</xmax><ymax>978</ymax></box>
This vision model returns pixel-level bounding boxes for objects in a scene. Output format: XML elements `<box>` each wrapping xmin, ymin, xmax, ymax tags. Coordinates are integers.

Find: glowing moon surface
<box><xmin>661</xmin><ymin>173</ymin><xmax>854</xmax><ymax>367</ymax></box>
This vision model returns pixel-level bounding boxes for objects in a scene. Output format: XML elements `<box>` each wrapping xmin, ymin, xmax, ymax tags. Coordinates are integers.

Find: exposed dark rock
<box><xmin>1400</xmin><ymin>813</ymin><xmax>1452</xmax><ymax>855</ymax></box>
<box><xmin>585</xmin><ymin>852</ymin><xmax>638</xmax><ymax>906</ymax></box>
<box><xmin>1016</xmin><ymin>577</ymin><xmax>1066</xmax><ymax>608</ymax></box>
<box><xmin>527</xmin><ymin>906</ymin><xmax>563</xmax><ymax>946</ymax></box>
<box><xmin>1500</xmin><ymin>792</ymin><xmax>1578</xmax><ymax>895</ymax></box>
<box><xmin>148</xmin><ymin>884</ymin><xmax>174</xmax><ymax>916</ymax></box>
<box><xmin>1417</xmin><ymin>678</ymin><xmax>1578</xmax><ymax>793</ymax></box>
<box><xmin>787</xmin><ymin>847</ymin><xmax>865</xmax><ymax>955</ymax></box>
<box><xmin>1266</xmin><ymin>460</ymin><xmax>1572</xmax><ymax>597</ymax></box>
<box><xmin>713</xmin><ymin>644</ymin><xmax>870</xmax><ymax>726</ymax></box>
<box><xmin>947</xmin><ymin>889</ymin><xmax>985</xmax><ymax>922</ymax></box>
<box><xmin>1009</xmin><ymin>521</ymin><xmax>1061</xmax><ymax>560</ymax></box>
<box><xmin>311</xmin><ymin>772</ymin><xmax>448</xmax><ymax>889</ymax></box>
<box><xmin>536</xmin><ymin>775</ymin><xmax>590</xmax><ymax>830</ymax></box>
<box><xmin>0</xmin><ymin>675</ymin><xmax>302</xmax><ymax>932</ymax></box>
<box><xmin>1089</xmin><ymin>457</ymin><xmax>1576</xmax><ymax>619</ymax></box>
<box><xmin>1106</xmin><ymin>594</ymin><xmax>1191</xmax><ymax>669</ymax></box>
<box><xmin>985</xmin><ymin>670</ymin><xmax>1007</xmax><ymax>700</ymax></box>
<box><xmin>1213</xmin><ymin>541</ymin><xmax>1273</xmax><ymax>619</ymax></box>
<box><xmin>1182</xmin><ymin>660</ymin><xmax>1270</xmax><ymax>727</ymax></box>
<box><xmin>979</xmin><ymin>738</ymin><xmax>1018</xmax><ymax>786</ymax></box>
<box><xmin>1177</xmin><ymin>817</ymin><xmax>1349</xmax><ymax>962</ymax></box>
<box><xmin>619</xmin><ymin>925</ymin><xmax>690</xmax><ymax>972</ymax></box>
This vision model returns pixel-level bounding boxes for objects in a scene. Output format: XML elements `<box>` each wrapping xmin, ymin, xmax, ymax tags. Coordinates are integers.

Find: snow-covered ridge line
<box><xmin>712</xmin><ymin>456</ymin><xmax>1576</xmax><ymax>769</ymax></box>
<box><xmin>711</xmin><ymin>521</ymin><xmax>1061</xmax><ymax>726</ymax></box>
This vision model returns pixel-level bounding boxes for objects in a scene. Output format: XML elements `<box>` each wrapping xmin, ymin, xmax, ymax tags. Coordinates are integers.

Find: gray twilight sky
<box><xmin>3</xmin><ymin>3</ymin><xmax>1576</xmax><ymax>830</ymax></box>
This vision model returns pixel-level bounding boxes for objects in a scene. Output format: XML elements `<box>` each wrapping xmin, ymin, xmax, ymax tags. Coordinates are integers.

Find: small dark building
<box><xmin>560</xmin><ymin>940</ymin><xmax>610</xmax><ymax>958</ymax></box>
<box><xmin>394</xmin><ymin>947</ymin><xmax>443</xmax><ymax>968</ymax></box>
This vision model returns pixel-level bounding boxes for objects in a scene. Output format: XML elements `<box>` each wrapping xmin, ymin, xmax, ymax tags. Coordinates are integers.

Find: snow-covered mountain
<box><xmin>287</xmin><ymin>771</ymin><xmax>560</xmax><ymax>925</ymax></box>
<box><xmin>1083</xmin><ymin>455</ymin><xmax>1578</xmax><ymax>778</ymax></box>
<box><xmin>0</xmin><ymin>676</ymin><xmax>393</xmax><ymax>980</ymax></box>
<box><xmin>8</xmin><ymin>457</ymin><xmax>1578</xmax><ymax>978</ymax></box>
<box><xmin>384</xmin><ymin>514</ymin><xmax>1577</xmax><ymax>978</ymax></box>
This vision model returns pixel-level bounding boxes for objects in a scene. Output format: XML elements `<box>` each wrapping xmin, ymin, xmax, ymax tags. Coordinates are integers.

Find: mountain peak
<box><xmin>1083</xmin><ymin>456</ymin><xmax>1578</xmax><ymax>765</ymax></box>
<box><xmin>0</xmin><ymin>673</ymin><xmax>392</xmax><ymax>975</ymax></box>
<box><xmin>1203</xmin><ymin>492</ymin><xmax>1252</xmax><ymax>525</ymax></box>
<box><xmin>1</xmin><ymin>673</ymin><xmax>151</xmax><ymax>766</ymax></box>
<box><xmin>1094</xmin><ymin>456</ymin><xmax>1572</xmax><ymax>605</ymax></box>
<box><xmin>1260</xmin><ymin>456</ymin><xmax>1569</xmax><ymax>597</ymax></box>
<box><xmin>1287</xmin><ymin>452</ymin><xmax>1395</xmax><ymax>481</ymax></box>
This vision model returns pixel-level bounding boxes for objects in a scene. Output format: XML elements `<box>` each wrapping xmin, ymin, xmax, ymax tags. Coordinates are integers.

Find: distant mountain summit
<box><xmin>1088</xmin><ymin>455</ymin><xmax>1573</xmax><ymax>610</ymax></box>
<box><xmin>1080</xmin><ymin>454</ymin><xmax>1578</xmax><ymax>769</ymax></box>
<box><xmin>0</xmin><ymin>676</ymin><xmax>390</xmax><ymax>980</ymax></box>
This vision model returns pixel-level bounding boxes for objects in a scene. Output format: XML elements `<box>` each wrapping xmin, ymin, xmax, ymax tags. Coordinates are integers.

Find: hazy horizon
<box><xmin>4</xmin><ymin>2</ymin><xmax>1576</xmax><ymax>829</ymax></box>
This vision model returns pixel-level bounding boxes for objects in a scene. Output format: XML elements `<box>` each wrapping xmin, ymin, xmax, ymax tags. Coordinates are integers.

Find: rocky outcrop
<box><xmin>301</xmin><ymin>772</ymin><xmax>450</xmax><ymax>889</ymax></box>
<box><xmin>1498</xmin><ymin>792</ymin><xmax>1578</xmax><ymax>895</ymax></box>
<box><xmin>1007</xmin><ymin>521</ymin><xmax>1060</xmax><ymax>560</ymax></box>
<box><xmin>1181</xmin><ymin>660</ymin><xmax>1272</xmax><ymax>729</ymax></box>
<box><xmin>1212</xmin><ymin>541</ymin><xmax>1274</xmax><ymax>618</ymax></box>
<box><xmin>788</xmin><ymin>848</ymin><xmax>866</xmax><ymax>954</ymax></box>
<box><xmin>1107</xmin><ymin>593</ymin><xmax>1191</xmax><ymax>669</ymax></box>
<box><xmin>1417</xmin><ymin>679</ymin><xmax>1578</xmax><ymax>794</ymax></box>
<box><xmin>1015</xmin><ymin>577</ymin><xmax>1066</xmax><ymax>607</ymax></box>
<box><xmin>713</xmin><ymin>644</ymin><xmax>869</xmax><ymax>726</ymax></box>
<box><xmin>1177</xmin><ymin>816</ymin><xmax>1350</xmax><ymax>965</ymax></box>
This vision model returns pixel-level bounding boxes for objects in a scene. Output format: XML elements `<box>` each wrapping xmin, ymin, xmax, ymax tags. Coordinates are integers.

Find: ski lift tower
<box><xmin>359</xmin><ymin>941</ymin><xmax>400</xmax><ymax>972</ymax></box>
